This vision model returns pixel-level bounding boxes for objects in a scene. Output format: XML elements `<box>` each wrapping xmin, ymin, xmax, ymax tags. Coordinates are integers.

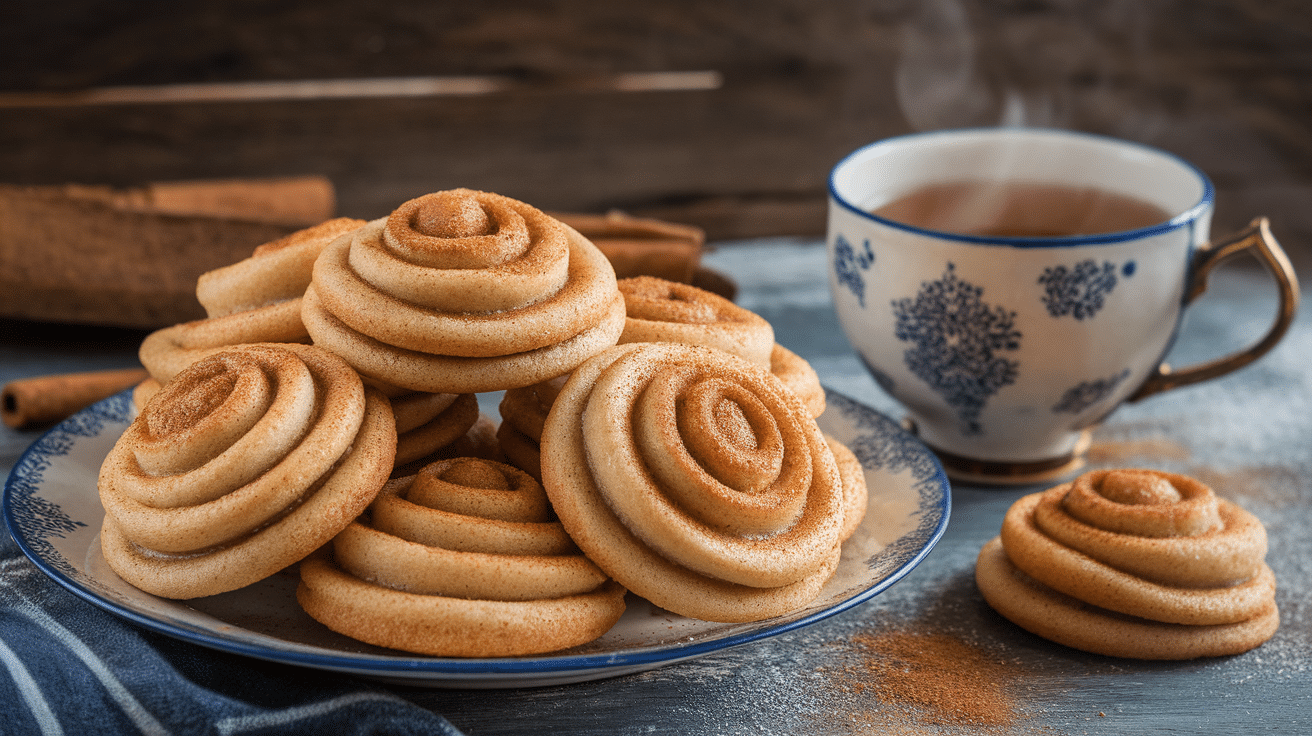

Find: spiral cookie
<box><xmin>617</xmin><ymin>276</ymin><xmax>824</xmax><ymax>417</ymax></box>
<box><xmin>826</xmin><ymin>434</ymin><xmax>867</xmax><ymax>542</ymax></box>
<box><xmin>138</xmin><ymin>307</ymin><xmax>312</xmax><ymax>387</ymax></box>
<box><xmin>617</xmin><ymin>276</ymin><xmax>775</xmax><ymax>366</ymax></box>
<box><xmin>541</xmin><ymin>342</ymin><xmax>856</xmax><ymax>623</ymax></box>
<box><xmin>390</xmin><ymin>391</ymin><xmax>480</xmax><ymax>469</ymax></box>
<box><xmin>496</xmin><ymin>374</ymin><xmax>569</xmax><ymax>481</ymax></box>
<box><xmin>196</xmin><ymin>217</ymin><xmax>367</xmax><ymax>319</ymax></box>
<box><xmin>99</xmin><ymin>343</ymin><xmax>396</xmax><ymax>599</ymax></box>
<box><xmin>771</xmin><ymin>343</ymin><xmax>825</xmax><ymax>418</ymax></box>
<box><xmin>297</xmin><ymin>457</ymin><xmax>627</xmax><ymax>656</ymax></box>
<box><xmin>302</xmin><ymin>189</ymin><xmax>627</xmax><ymax>394</ymax></box>
<box><xmin>139</xmin><ymin>218</ymin><xmax>366</xmax><ymax>386</ymax></box>
<box><xmin>975</xmin><ymin>468</ymin><xmax>1279</xmax><ymax>659</ymax></box>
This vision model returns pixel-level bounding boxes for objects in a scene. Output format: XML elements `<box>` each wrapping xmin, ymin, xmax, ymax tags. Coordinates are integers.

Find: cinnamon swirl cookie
<box><xmin>302</xmin><ymin>189</ymin><xmax>626</xmax><ymax>394</ymax></box>
<box><xmin>297</xmin><ymin>457</ymin><xmax>627</xmax><ymax>656</ymax></box>
<box><xmin>826</xmin><ymin>434</ymin><xmax>867</xmax><ymax>542</ymax></box>
<box><xmin>196</xmin><ymin>217</ymin><xmax>367</xmax><ymax>320</ymax></box>
<box><xmin>540</xmin><ymin>342</ymin><xmax>859</xmax><ymax>623</ymax></box>
<box><xmin>975</xmin><ymin>468</ymin><xmax>1279</xmax><ymax>659</ymax></box>
<box><xmin>496</xmin><ymin>374</ymin><xmax>569</xmax><ymax>481</ymax></box>
<box><xmin>617</xmin><ymin>276</ymin><xmax>775</xmax><ymax>367</ymax></box>
<box><xmin>389</xmin><ymin>390</ymin><xmax>479</xmax><ymax>469</ymax></box>
<box><xmin>770</xmin><ymin>343</ymin><xmax>825</xmax><ymax>418</ymax></box>
<box><xmin>616</xmin><ymin>276</ymin><xmax>824</xmax><ymax>416</ymax></box>
<box><xmin>99</xmin><ymin>343</ymin><xmax>396</xmax><ymax>599</ymax></box>
<box><xmin>139</xmin><ymin>218</ymin><xmax>365</xmax><ymax>385</ymax></box>
<box><xmin>392</xmin><ymin>410</ymin><xmax>507</xmax><ymax>478</ymax></box>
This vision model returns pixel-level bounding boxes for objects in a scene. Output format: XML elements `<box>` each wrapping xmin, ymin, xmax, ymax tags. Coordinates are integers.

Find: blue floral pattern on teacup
<box><xmin>1052</xmin><ymin>368</ymin><xmax>1131</xmax><ymax>415</ymax></box>
<box><xmin>833</xmin><ymin>234</ymin><xmax>875</xmax><ymax>307</ymax></box>
<box><xmin>1038</xmin><ymin>259</ymin><xmax>1134</xmax><ymax>320</ymax></box>
<box><xmin>892</xmin><ymin>263</ymin><xmax>1021</xmax><ymax>435</ymax></box>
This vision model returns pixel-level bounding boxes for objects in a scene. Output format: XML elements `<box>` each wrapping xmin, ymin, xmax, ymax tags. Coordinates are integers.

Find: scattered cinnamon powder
<box><xmin>1085</xmin><ymin>436</ymin><xmax>1191</xmax><ymax>464</ymax></box>
<box><xmin>1186</xmin><ymin>465</ymin><xmax>1301</xmax><ymax>507</ymax></box>
<box><xmin>829</xmin><ymin>628</ymin><xmax>1027</xmax><ymax>732</ymax></box>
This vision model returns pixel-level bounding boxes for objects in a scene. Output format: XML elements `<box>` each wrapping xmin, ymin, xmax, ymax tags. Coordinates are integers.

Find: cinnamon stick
<box><xmin>1</xmin><ymin>367</ymin><xmax>148</xmax><ymax>429</ymax></box>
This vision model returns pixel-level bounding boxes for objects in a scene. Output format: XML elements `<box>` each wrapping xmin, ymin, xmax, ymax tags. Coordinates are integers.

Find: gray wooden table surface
<box><xmin>2</xmin><ymin>238</ymin><xmax>1309</xmax><ymax>735</ymax></box>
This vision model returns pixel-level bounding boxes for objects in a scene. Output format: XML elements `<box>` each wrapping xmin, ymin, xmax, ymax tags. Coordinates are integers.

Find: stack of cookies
<box><xmin>99</xmin><ymin>188</ymin><xmax>869</xmax><ymax>657</ymax></box>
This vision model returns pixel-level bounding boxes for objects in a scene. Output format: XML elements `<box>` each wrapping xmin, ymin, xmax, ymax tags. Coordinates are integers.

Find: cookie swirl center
<box><xmin>384</xmin><ymin>190</ymin><xmax>534</xmax><ymax>271</ymax></box>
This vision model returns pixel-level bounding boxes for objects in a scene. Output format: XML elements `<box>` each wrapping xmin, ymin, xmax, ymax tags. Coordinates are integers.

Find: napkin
<box><xmin>0</xmin><ymin>531</ymin><xmax>466</xmax><ymax>736</ymax></box>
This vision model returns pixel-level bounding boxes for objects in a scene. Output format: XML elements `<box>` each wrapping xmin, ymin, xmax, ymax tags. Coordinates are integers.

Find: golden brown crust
<box><xmin>298</xmin><ymin>558</ymin><xmax>626</xmax><ymax>658</ymax></box>
<box><xmin>770</xmin><ymin>343</ymin><xmax>825</xmax><ymax>418</ymax></box>
<box><xmin>825</xmin><ymin>433</ymin><xmax>868</xmax><ymax>542</ymax></box>
<box><xmin>139</xmin><ymin>219</ymin><xmax>366</xmax><ymax>385</ymax></box>
<box><xmin>617</xmin><ymin>276</ymin><xmax>774</xmax><ymax>366</ymax></box>
<box><xmin>302</xmin><ymin>190</ymin><xmax>624</xmax><ymax>393</ymax></box>
<box><xmin>296</xmin><ymin>458</ymin><xmax>626</xmax><ymax>656</ymax></box>
<box><xmin>540</xmin><ymin>342</ymin><xmax>847</xmax><ymax>623</ymax></box>
<box><xmin>99</xmin><ymin>343</ymin><xmax>395</xmax><ymax>599</ymax></box>
<box><xmin>976</xmin><ymin>537</ymin><xmax>1280</xmax><ymax>660</ymax></box>
<box><xmin>976</xmin><ymin>468</ymin><xmax>1279</xmax><ymax>659</ymax></box>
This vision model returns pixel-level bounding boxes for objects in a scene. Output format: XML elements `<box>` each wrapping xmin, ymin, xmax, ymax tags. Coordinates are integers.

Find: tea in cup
<box><xmin>826</xmin><ymin>127</ymin><xmax>1299</xmax><ymax>483</ymax></box>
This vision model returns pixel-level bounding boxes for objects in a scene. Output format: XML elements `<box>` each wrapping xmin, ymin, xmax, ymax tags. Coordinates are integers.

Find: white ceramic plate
<box><xmin>3</xmin><ymin>388</ymin><xmax>949</xmax><ymax>689</ymax></box>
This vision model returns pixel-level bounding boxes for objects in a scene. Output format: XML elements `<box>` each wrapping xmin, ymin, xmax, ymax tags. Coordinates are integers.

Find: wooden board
<box><xmin>0</xmin><ymin>0</ymin><xmax>1305</xmax><ymax>261</ymax></box>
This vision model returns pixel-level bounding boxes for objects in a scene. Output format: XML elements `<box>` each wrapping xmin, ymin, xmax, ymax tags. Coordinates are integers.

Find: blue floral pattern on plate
<box><xmin>4</xmin><ymin>392</ymin><xmax>130</xmax><ymax>579</ymax></box>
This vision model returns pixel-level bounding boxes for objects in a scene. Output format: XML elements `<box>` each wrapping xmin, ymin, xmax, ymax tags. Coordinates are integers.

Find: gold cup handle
<box><xmin>1129</xmin><ymin>217</ymin><xmax>1300</xmax><ymax>402</ymax></box>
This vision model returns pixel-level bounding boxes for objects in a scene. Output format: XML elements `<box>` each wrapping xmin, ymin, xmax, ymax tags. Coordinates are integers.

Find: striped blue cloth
<box><xmin>0</xmin><ymin>531</ymin><xmax>466</xmax><ymax>736</ymax></box>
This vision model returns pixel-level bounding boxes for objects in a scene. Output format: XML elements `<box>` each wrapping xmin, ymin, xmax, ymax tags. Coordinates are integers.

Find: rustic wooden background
<box><xmin>2</xmin><ymin>0</ymin><xmax>1309</xmax><ymax>268</ymax></box>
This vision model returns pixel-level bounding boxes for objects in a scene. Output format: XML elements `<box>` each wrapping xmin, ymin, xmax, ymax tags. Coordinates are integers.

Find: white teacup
<box><xmin>826</xmin><ymin>127</ymin><xmax>1299</xmax><ymax>483</ymax></box>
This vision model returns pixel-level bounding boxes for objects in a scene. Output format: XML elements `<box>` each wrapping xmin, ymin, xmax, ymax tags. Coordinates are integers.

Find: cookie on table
<box><xmin>975</xmin><ymin>468</ymin><xmax>1278</xmax><ymax>659</ymax></box>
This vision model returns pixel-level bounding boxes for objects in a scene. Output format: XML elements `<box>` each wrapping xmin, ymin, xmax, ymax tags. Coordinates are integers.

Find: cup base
<box><xmin>902</xmin><ymin>419</ymin><xmax>1092</xmax><ymax>487</ymax></box>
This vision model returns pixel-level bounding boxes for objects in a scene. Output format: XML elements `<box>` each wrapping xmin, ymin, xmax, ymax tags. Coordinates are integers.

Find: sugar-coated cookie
<box><xmin>302</xmin><ymin>189</ymin><xmax>625</xmax><ymax>394</ymax></box>
<box><xmin>99</xmin><ymin>343</ymin><xmax>395</xmax><ymax>599</ymax></box>
<box><xmin>976</xmin><ymin>468</ymin><xmax>1278</xmax><ymax>659</ymax></box>
<box><xmin>540</xmin><ymin>342</ymin><xmax>860</xmax><ymax>623</ymax></box>
<box><xmin>139</xmin><ymin>218</ymin><xmax>366</xmax><ymax>385</ymax></box>
<box><xmin>617</xmin><ymin>276</ymin><xmax>824</xmax><ymax>416</ymax></box>
<box><xmin>297</xmin><ymin>457</ymin><xmax>626</xmax><ymax>656</ymax></box>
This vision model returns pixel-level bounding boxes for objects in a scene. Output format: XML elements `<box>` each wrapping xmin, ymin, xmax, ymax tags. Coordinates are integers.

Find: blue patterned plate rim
<box><xmin>3</xmin><ymin>387</ymin><xmax>950</xmax><ymax>687</ymax></box>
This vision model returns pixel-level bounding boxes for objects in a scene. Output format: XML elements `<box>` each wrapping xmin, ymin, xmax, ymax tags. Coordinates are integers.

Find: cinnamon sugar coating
<box><xmin>302</xmin><ymin>189</ymin><xmax>625</xmax><ymax>394</ymax></box>
<box><xmin>617</xmin><ymin>276</ymin><xmax>824</xmax><ymax>416</ymax></box>
<box><xmin>540</xmin><ymin>342</ymin><xmax>862</xmax><ymax>623</ymax></box>
<box><xmin>770</xmin><ymin>342</ymin><xmax>825</xmax><ymax>418</ymax></box>
<box><xmin>618</xmin><ymin>275</ymin><xmax>774</xmax><ymax>366</ymax></box>
<box><xmin>976</xmin><ymin>468</ymin><xmax>1278</xmax><ymax>659</ymax></box>
<box><xmin>99</xmin><ymin>343</ymin><xmax>395</xmax><ymax>599</ymax></box>
<box><xmin>297</xmin><ymin>457</ymin><xmax>626</xmax><ymax>656</ymax></box>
